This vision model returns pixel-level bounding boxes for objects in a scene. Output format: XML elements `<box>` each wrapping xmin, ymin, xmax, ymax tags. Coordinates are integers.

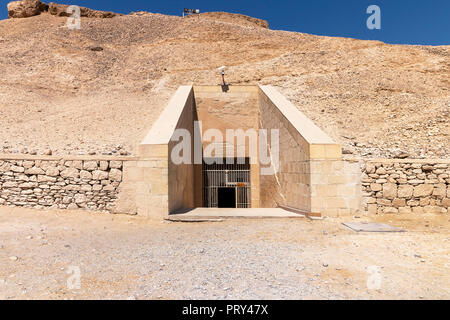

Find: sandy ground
<box><xmin>0</xmin><ymin>206</ymin><xmax>448</xmax><ymax>300</ymax></box>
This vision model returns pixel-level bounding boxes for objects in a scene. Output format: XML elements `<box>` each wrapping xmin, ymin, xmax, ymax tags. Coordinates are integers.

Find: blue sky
<box><xmin>1</xmin><ymin>0</ymin><xmax>449</xmax><ymax>45</ymax></box>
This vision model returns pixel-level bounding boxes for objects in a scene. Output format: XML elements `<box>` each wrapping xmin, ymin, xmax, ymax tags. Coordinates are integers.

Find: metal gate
<box><xmin>203</xmin><ymin>158</ymin><xmax>251</xmax><ymax>208</ymax></box>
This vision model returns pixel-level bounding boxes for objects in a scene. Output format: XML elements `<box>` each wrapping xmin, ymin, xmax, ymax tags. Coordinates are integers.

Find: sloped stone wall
<box><xmin>0</xmin><ymin>158</ymin><xmax>123</xmax><ymax>211</ymax></box>
<box><xmin>361</xmin><ymin>160</ymin><xmax>449</xmax><ymax>214</ymax></box>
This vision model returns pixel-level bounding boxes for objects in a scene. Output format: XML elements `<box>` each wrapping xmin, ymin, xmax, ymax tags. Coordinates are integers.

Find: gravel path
<box><xmin>0</xmin><ymin>207</ymin><xmax>449</xmax><ymax>299</ymax></box>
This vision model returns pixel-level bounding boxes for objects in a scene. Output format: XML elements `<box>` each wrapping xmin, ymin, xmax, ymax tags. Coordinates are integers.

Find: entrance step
<box><xmin>167</xmin><ymin>208</ymin><xmax>306</xmax><ymax>220</ymax></box>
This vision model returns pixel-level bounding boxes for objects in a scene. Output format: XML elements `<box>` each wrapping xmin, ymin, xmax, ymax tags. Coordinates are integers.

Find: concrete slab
<box><xmin>168</xmin><ymin>208</ymin><xmax>305</xmax><ymax>220</ymax></box>
<box><xmin>342</xmin><ymin>222</ymin><xmax>405</xmax><ymax>233</ymax></box>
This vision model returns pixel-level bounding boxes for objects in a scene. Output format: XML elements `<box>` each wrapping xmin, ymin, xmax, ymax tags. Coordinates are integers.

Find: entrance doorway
<box><xmin>217</xmin><ymin>188</ymin><xmax>236</xmax><ymax>208</ymax></box>
<box><xmin>202</xmin><ymin>158</ymin><xmax>251</xmax><ymax>208</ymax></box>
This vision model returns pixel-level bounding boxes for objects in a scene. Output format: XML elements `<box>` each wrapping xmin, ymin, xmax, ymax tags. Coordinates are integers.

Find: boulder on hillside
<box><xmin>7</xmin><ymin>0</ymin><xmax>48</xmax><ymax>18</ymax></box>
<box><xmin>7</xmin><ymin>1</ymin><xmax>119</xmax><ymax>19</ymax></box>
<box><xmin>47</xmin><ymin>2</ymin><xmax>117</xmax><ymax>18</ymax></box>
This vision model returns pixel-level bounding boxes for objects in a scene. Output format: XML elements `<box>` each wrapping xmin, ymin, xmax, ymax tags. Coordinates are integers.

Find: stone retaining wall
<box><xmin>361</xmin><ymin>159</ymin><xmax>449</xmax><ymax>214</ymax></box>
<box><xmin>0</xmin><ymin>158</ymin><xmax>123</xmax><ymax>211</ymax></box>
<box><xmin>1</xmin><ymin>154</ymin><xmax>448</xmax><ymax>217</ymax></box>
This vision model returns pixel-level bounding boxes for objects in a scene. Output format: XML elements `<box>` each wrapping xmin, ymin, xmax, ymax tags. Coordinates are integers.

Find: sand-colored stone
<box><xmin>398</xmin><ymin>185</ymin><xmax>414</xmax><ymax>198</ymax></box>
<box><xmin>414</xmin><ymin>184</ymin><xmax>434</xmax><ymax>197</ymax></box>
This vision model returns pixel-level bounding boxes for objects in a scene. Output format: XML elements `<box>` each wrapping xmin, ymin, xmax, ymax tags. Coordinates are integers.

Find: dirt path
<box><xmin>0</xmin><ymin>206</ymin><xmax>448</xmax><ymax>299</ymax></box>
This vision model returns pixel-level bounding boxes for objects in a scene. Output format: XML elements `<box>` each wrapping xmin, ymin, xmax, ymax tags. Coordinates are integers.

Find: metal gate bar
<box><xmin>203</xmin><ymin>158</ymin><xmax>251</xmax><ymax>208</ymax></box>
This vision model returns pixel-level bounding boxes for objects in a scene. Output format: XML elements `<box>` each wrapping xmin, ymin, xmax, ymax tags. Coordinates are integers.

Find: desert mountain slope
<box><xmin>185</xmin><ymin>11</ymin><xmax>269</xmax><ymax>29</ymax></box>
<box><xmin>0</xmin><ymin>9</ymin><xmax>448</xmax><ymax>157</ymax></box>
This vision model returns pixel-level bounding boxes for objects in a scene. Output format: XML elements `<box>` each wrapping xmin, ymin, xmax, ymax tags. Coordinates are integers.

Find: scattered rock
<box><xmin>393</xmin><ymin>151</ymin><xmax>409</xmax><ymax>159</ymax></box>
<box><xmin>48</xmin><ymin>2</ymin><xmax>118</xmax><ymax>18</ymax></box>
<box><xmin>342</xmin><ymin>148</ymin><xmax>353</xmax><ymax>154</ymax></box>
<box><xmin>88</xmin><ymin>46</ymin><xmax>104</xmax><ymax>52</ymax></box>
<box><xmin>67</xmin><ymin>203</ymin><xmax>79</xmax><ymax>210</ymax></box>
<box><xmin>7</xmin><ymin>0</ymin><xmax>48</xmax><ymax>19</ymax></box>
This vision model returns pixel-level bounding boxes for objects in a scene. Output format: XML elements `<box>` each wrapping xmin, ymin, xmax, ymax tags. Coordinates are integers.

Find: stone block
<box><xmin>325</xmin><ymin>197</ymin><xmax>347</xmax><ymax>209</ymax></box>
<box><xmin>45</xmin><ymin>167</ymin><xmax>59</xmax><ymax>177</ymax></box>
<box><xmin>419</xmin><ymin>197</ymin><xmax>430</xmax><ymax>206</ymax></box>
<box><xmin>383</xmin><ymin>207</ymin><xmax>398</xmax><ymax>214</ymax></box>
<box><xmin>61</xmin><ymin>167</ymin><xmax>79</xmax><ymax>179</ymax></box>
<box><xmin>11</xmin><ymin>165</ymin><xmax>24</xmax><ymax>173</ymax></box>
<box><xmin>413</xmin><ymin>184</ymin><xmax>434</xmax><ymax>197</ymax></box>
<box><xmin>139</xmin><ymin>144</ymin><xmax>168</xmax><ymax>158</ymax></box>
<box><xmin>99</xmin><ymin>161</ymin><xmax>109</xmax><ymax>170</ymax></box>
<box><xmin>92</xmin><ymin>170</ymin><xmax>109</xmax><ymax>180</ymax></box>
<box><xmin>398</xmin><ymin>185</ymin><xmax>413</xmax><ymax>198</ymax></box>
<box><xmin>110</xmin><ymin>161</ymin><xmax>122</xmax><ymax>169</ymax></box>
<box><xmin>442</xmin><ymin>198</ymin><xmax>450</xmax><ymax>208</ymax></box>
<box><xmin>392</xmin><ymin>198</ymin><xmax>406</xmax><ymax>208</ymax></box>
<box><xmin>370</xmin><ymin>183</ymin><xmax>382</xmax><ymax>192</ymax></box>
<box><xmin>80</xmin><ymin>170</ymin><xmax>92</xmax><ymax>180</ymax></box>
<box><xmin>83</xmin><ymin>161</ymin><xmax>98</xmax><ymax>171</ymax></box>
<box><xmin>315</xmin><ymin>185</ymin><xmax>337</xmax><ymax>197</ymax></box>
<box><xmin>25</xmin><ymin>166</ymin><xmax>45</xmax><ymax>175</ymax></box>
<box><xmin>383</xmin><ymin>183</ymin><xmax>397</xmax><ymax>199</ymax></box>
<box><xmin>337</xmin><ymin>185</ymin><xmax>356</xmax><ymax>197</ymax></box>
<box><xmin>432</xmin><ymin>185</ymin><xmax>446</xmax><ymax>198</ymax></box>
<box><xmin>367</xmin><ymin>203</ymin><xmax>377</xmax><ymax>214</ymax></box>
<box><xmin>109</xmin><ymin>169</ymin><xmax>122</xmax><ymax>182</ymax></box>
<box><xmin>377</xmin><ymin>198</ymin><xmax>391</xmax><ymax>206</ymax></box>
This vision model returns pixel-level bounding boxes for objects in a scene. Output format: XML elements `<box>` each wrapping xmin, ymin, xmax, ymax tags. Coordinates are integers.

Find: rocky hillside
<box><xmin>0</xmin><ymin>1</ymin><xmax>448</xmax><ymax>158</ymax></box>
<box><xmin>186</xmin><ymin>12</ymin><xmax>269</xmax><ymax>29</ymax></box>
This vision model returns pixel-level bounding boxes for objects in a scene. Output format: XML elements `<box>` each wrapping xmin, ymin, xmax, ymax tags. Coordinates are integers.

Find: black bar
<box><xmin>0</xmin><ymin>300</ymin><xmax>441</xmax><ymax>318</ymax></box>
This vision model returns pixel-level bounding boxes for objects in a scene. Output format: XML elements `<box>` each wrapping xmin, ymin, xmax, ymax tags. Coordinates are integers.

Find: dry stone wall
<box><xmin>0</xmin><ymin>158</ymin><xmax>123</xmax><ymax>211</ymax></box>
<box><xmin>2</xmin><ymin>154</ymin><xmax>448</xmax><ymax>217</ymax></box>
<box><xmin>361</xmin><ymin>160</ymin><xmax>449</xmax><ymax>214</ymax></box>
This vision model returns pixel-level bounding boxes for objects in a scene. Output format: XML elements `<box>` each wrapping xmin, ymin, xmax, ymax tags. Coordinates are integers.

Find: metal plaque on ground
<box><xmin>342</xmin><ymin>222</ymin><xmax>405</xmax><ymax>232</ymax></box>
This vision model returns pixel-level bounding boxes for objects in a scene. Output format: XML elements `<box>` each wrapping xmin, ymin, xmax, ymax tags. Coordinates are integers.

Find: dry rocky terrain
<box><xmin>0</xmin><ymin>2</ymin><xmax>448</xmax><ymax>158</ymax></box>
<box><xmin>1</xmin><ymin>2</ymin><xmax>448</xmax><ymax>302</ymax></box>
<box><xmin>0</xmin><ymin>207</ymin><xmax>448</xmax><ymax>299</ymax></box>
